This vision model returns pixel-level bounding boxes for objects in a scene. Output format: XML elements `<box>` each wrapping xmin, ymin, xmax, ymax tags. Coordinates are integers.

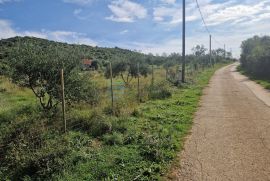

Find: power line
<box><xmin>194</xmin><ymin>0</ymin><xmax>224</xmax><ymax>48</ymax></box>
<box><xmin>194</xmin><ymin>0</ymin><xmax>210</xmax><ymax>35</ymax></box>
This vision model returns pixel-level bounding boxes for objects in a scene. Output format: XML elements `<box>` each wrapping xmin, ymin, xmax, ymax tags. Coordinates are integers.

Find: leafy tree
<box><xmin>240</xmin><ymin>35</ymin><xmax>270</xmax><ymax>79</ymax></box>
<box><xmin>4</xmin><ymin>38</ymin><xmax>98</xmax><ymax>110</ymax></box>
<box><xmin>192</xmin><ymin>45</ymin><xmax>207</xmax><ymax>56</ymax></box>
<box><xmin>105</xmin><ymin>55</ymin><xmax>150</xmax><ymax>85</ymax></box>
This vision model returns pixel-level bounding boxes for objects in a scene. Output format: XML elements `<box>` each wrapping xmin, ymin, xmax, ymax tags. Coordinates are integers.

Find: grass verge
<box><xmin>237</xmin><ymin>66</ymin><xmax>270</xmax><ymax>90</ymax></box>
<box><xmin>0</xmin><ymin>64</ymin><xmax>225</xmax><ymax>180</ymax></box>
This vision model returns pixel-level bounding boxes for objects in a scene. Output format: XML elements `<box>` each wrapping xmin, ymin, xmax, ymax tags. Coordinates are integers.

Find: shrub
<box><xmin>1</xmin><ymin>132</ymin><xmax>73</xmax><ymax>180</ymax></box>
<box><xmin>240</xmin><ymin>36</ymin><xmax>270</xmax><ymax>79</ymax></box>
<box><xmin>70</xmin><ymin>111</ymin><xmax>112</xmax><ymax>137</ymax></box>
<box><xmin>139</xmin><ymin>132</ymin><xmax>177</xmax><ymax>163</ymax></box>
<box><xmin>103</xmin><ymin>132</ymin><xmax>123</xmax><ymax>145</ymax></box>
<box><xmin>90</xmin><ymin>113</ymin><xmax>112</xmax><ymax>137</ymax></box>
<box><xmin>111</xmin><ymin>117</ymin><xmax>128</xmax><ymax>133</ymax></box>
<box><xmin>65</xmin><ymin>71</ymin><xmax>100</xmax><ymax>105</ymax></box>
<box><xmin>103</xmin><ymin>103</ymin><xmax>122</xmax><ymax>117</ymax></box>
<box><xmin>0</xmin><ymin>87</ymin><xmax>6</xmax><ymax>92</ymax></box>
<box><xmin>131</xmin><ymin>108</ymin><xmax>141</xmax><ymax>117</ymax></box>
<box><xmin>148</xmin><ymin>81</ymin><xmax>172</xmax><ymax>100</ymax></box>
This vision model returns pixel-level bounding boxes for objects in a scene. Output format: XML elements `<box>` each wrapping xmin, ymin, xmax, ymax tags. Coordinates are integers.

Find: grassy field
<box><xmin>237</xmin><ymin>66</ymin><xmax>270</xmax><ymax>90</ymax></box>
<box><xmin>0</xmin><ymin>64</ymin><xmax>225</xmax><ymax>180</ymax></box>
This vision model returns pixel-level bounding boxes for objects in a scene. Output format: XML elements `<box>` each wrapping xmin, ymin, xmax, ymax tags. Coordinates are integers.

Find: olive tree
<box><xmin>7</xmin><ymin>39</ymin><xmax>99</xmax><ymax>110</ymax></box>
<box><xmin>105</xmin><ymin>55</ymin><xmax>150</xmax><ymax>85</ymax></box>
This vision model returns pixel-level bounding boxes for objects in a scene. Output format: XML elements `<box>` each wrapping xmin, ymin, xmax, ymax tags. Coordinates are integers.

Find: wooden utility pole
<box><xmin>182</xmin><ymin>0</ymin><xmax>186</xmax><ymax>83</ymax></box>
<box><xmin>137</xmin><ymin>63</ymin><xmax>140</xmax><ymax>102</ymax></box>
<box><xmin>210</xmin><ymin>35</ymin><xmax>212</xmax><ymax>66</ymax></box>
<box><xmin>61</xmin><ymin>68</ymin><xmax>66</xmax><ymax>133</ymax></box>
<box><xmin>109</xmin><ymin>62</ymin><xmax>114</xmax><ymax>111</ymax></box>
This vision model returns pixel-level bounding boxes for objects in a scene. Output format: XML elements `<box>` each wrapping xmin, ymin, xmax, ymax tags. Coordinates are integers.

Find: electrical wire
<box><xmin>194</xmin><ymin>0</ymin><xmax>224</xmax><ymax>48</ymax></box>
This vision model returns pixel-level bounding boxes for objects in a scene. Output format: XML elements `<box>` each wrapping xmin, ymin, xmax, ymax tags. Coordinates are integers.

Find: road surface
<box><xmin>169</xmin><ymin>63</ymin><xmax>270</xmax><ymax>181</ymax></box>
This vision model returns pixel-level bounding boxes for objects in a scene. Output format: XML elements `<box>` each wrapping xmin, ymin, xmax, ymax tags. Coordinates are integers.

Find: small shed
<box><xmin>82</xmin><ymin>59</ymin><xmax>93</xmax><ymax>70</ymax></box>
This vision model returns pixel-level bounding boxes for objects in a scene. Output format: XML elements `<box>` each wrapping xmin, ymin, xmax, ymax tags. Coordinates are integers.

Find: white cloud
<box><xmin>62</xmin><ymin>0</ymin><xmax>93</xmax><ymax>6</ymax></box>
<box><xmin>0</xmin><ymin>19</ymin><xmax>97</xmax><ymax>46</ymax></box>
<box><xmin>160</xmin><ymin>0</ymin><xmax>176</xmax><ymax>5</ymax></box>
<box><xmin>0</xmin><ymin>0</ymin><xmax>20</xmax><ymax>4</ymax></box>
<box><xmin>120</xmin><ymin>30</ymin><xmax>129</xmax><ymax>34</ymax></box>
<box><xmin>73</xmin><ymin>8</ymin><xmax>82</xmax><ymax>16</ymax></box>
<box><xmin>153</xmin><ymin>6</ymin><xmax>198</xmax><ymax>25</ymax></box>
<box><xmin>0</xmin><ymin>19</ymin><xmax>16</xmax><ymax>38</ymax></box>
<box><xmin>106</xmin><ymin>0</ymin><xmax>147</xmax><ymax>23</ymax></box>
<box><xmin>48</xmin><ymin>31</ymin><xmax>97</xmax><ymax>46</ymax></box>
<box><xmin>195</xmin><ymin>0</ymin><xmax>270</xmax><ymax>26</ymax></box>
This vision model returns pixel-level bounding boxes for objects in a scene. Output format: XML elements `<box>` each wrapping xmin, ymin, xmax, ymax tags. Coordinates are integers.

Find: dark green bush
<box><xmin>148</xmin><ymin>81</ymin><xmax>172</xmax><ymax>100</ymax></box>
<box><xmin>65</xmin><ymin>71</ymin><xmax>100</xmax><ymax>105</ymax></box>
<box><xmin>240</xmin><ymin>36</ymin><xmax>270</xmax><ymax>79</ymax></box>
<box><xmin>90</xmin><ymin>113</ymin><xmax>112</xmax><ymax>137</ymax></box>
<box><xmin>138</xmin><ymin>132</ymin><xmax>177</xmax><ymax>163</ymax></box>
<box><xmin>70</xmin><ymin>111</ymin><xmax>112</xmax><ymax>137</ymax></box>
<box><xmin>111</xmin><ymin>117</ymin><xmax>128</xmax><ymax>133</ymax></box>
<box><xmin>0</xmin><ymin>87</ymin><xmax>6</xmax><ymax>92</ymax></box>
<box><xmin>103</xmin><ymin>132</ymin><xmax>123</xmax><ymax>145</ymax></box>
<box><xmin>103</xmin><ymin>103</ymin><xmax>122</xmax><ymax>117</ymax></box>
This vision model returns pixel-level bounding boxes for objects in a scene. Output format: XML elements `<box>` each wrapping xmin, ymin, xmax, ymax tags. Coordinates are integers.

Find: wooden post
<box><xmin>61</xmin><ymin>68</ymin><xmax>66</xmax><ymax>133</ymax></box>
<box><xmin>210</xmin><ymin>35</ymin><xmax>212</xmax><ymax>67</ymax></box>
<box><xmin>137</xmin><ymin>63</ymin><xmax>140</xmax><ymax>102</ymax></box>
<box><xmin>110</xmin><ymin>62</ymin><xmax>114</xmax><ymax>112</ymax></box>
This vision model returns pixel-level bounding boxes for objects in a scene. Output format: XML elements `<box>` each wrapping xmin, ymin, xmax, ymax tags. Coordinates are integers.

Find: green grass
<box><xmin>0</xmin><ymin>64</ymin><xmax>225</xmax><ymax>180</ymax></box>
<box><xmin>237</xmin><ymin>66</ymin><xmax>270</xmax><ymax>90</ymax></box>
<box><xmin>55</xmin><ymin>65</ymin><xmax>224</xmax><ymax>180</ymax></box>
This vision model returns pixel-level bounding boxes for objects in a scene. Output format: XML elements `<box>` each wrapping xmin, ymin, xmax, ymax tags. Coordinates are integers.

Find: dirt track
<box><xmin>171</xmin><ymin>63</ymin><xmax>270</xmax><ymax>181</ymax></box>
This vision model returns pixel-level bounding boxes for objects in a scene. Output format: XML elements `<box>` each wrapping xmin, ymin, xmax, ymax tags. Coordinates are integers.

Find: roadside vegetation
<box><xmin>0</xmin><ymin>36</ymin><xmax>232</xmax><ymax>180</ymax></box>
<box><xmin>239</xmin><ymin>35</ymin><xmax>270</xmax><ymax>90</ymax></box>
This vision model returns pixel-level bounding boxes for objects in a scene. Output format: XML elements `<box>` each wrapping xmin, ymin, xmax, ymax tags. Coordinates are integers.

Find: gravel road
<box><xmin>170</xmin><ymin>63</ymin><xmax>270</xmax><ymax>181</ymax></box>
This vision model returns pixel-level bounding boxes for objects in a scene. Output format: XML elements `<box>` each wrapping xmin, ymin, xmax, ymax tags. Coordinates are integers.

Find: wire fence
<box><xmin>0</xmin><ymin>57</ymin><xmax>224</xmax><ymax>179</ymax></box>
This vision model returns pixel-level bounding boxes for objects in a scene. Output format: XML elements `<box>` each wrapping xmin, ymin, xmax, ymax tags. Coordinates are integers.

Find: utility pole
<box><xmin>210</xmin><ymin>34</ymin><xmax>212</xmax><ymax>66</ymax></box>
<box><xmin>181</xmin><ymin>0</ymin><xmax>186</xmax><ymax>83</ymax></box>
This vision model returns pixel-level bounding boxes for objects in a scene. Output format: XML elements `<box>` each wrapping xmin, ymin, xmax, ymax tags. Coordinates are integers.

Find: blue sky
<box><xmin>0</xmin><ymin>0</ymin><xmax>270</xmax><ymax>57</ymax></box>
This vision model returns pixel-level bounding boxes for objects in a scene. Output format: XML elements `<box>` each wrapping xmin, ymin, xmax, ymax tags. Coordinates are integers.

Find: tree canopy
<box><xmin>240</xmin><ymin>35</ymin><xmax>270</xmax><ymax>79</ymax></box>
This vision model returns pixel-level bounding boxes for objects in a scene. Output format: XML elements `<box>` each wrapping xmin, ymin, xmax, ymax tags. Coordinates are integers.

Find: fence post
<box><xmin>61</xmin><ymin>68</ymin><xmax>66</xmax><ymax>133</ymax></box>
<box><xmin>137</xmin><ymin>63</ymin><xmax>140</xmax><ymax>102</ymax></box>
<box><xmin>110</xmin><ymin>62</ymin><xmax>114</xmax><ymax>113</ymax></box>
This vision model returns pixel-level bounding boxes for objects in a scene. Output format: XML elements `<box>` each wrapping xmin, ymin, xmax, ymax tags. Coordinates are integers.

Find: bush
<box><xmin>103</xmin><ymin>104</ymin><xmax>122</xmax><ymax>117</ymax></box>
<box><xmin>0</xmin><ymin>131</ymin><xmax>76</xmax><ymax>180</ymax></box>
<box><xmin>90</xmin><ymin>113</ymin><xmax>112</xmax><ymax>137</ymax></box>
<box><xmin>103</xmin><ymin>132</ymin><xmax>123</xmax><ymax>145</ymax></box>
<box><xmin>240</xmin><ymin>36</ymin><xmax>270</xmax><ymax>79</ymax></box>
<box><xmin>148</xmin><ymin>81</ymin><xmax>172</xmax><ymax>100</ymax></box>
<box><xmin>65</xmin><ymin>71</ymin><xmax>100</xmax><ymax>105</ymax></box>
<box><xmin>70</xmin><ymin>111</ymin><xmax>112</xmax><ymax>137</ymax></box>
<box><xmin>0</xmin><ymin>87</ymin><xmax>6</xmax><ymax>92</ymax></box>
<box><xmin>138</xmin><ymin>132</ymin><xmax>177</xmax><ymax>163</ymax></box>
<box><xmin>131</xmin><ymin>108</ymin><xmax>141</xmax><ymax>117</ymax></box>
<box><xmin>111</xmin><ymin>117</ymin><xmax>128</xmax><ymax>133</ymax></box>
